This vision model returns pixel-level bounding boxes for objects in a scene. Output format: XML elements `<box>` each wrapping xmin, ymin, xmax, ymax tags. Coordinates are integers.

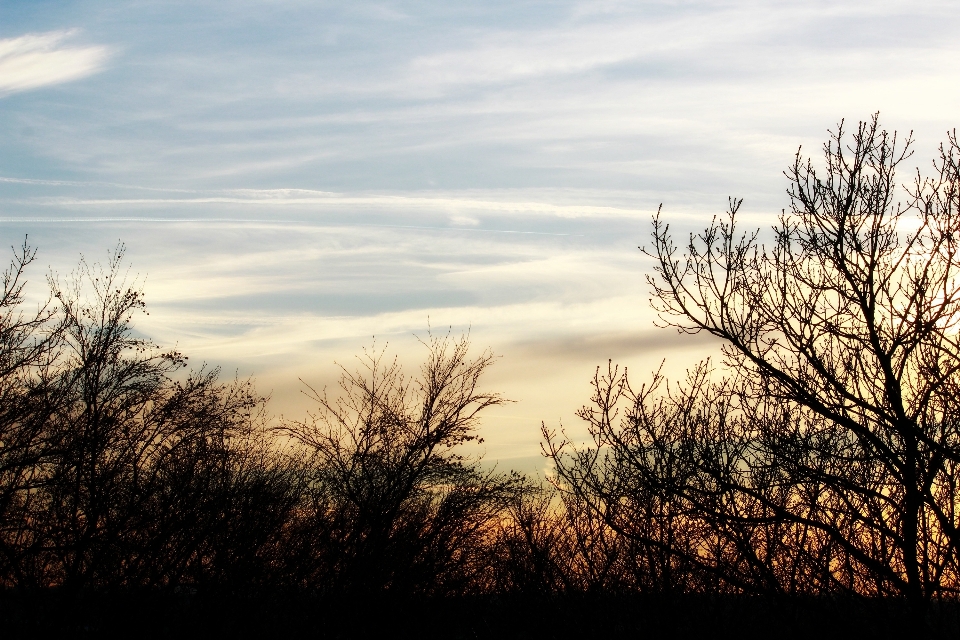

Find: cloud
<box><xmin>0</xmin><ymin>30</ymin><xmax>109</xmax><ymax>96</ymax></box>
<box><xmin>17</xmin><ymin>191</ymin><xmax>643</xmax><ymax>218</ymax></box>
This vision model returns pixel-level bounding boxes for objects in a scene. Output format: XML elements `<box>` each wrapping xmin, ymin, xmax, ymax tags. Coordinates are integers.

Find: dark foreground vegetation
<box><xmin>2</xmin><ymin>115</ymin><xmax>960</xmax><ymax>636</ymax></box>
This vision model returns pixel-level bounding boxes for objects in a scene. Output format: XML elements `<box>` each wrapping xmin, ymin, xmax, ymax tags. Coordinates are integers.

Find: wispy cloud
<box><xmin>0</xmin><ymin>30</ymin><xmax>109</xmax><ymax>96</ymax></box>
<box><xmin>15</xmin><ymin>191</ymin><xmax>644</xmax><ymax>218</ymax></box>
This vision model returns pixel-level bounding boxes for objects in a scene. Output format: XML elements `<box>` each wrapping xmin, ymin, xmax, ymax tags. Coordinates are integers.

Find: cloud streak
<box><xmin>12</xmin><ymin>193</ymin><xmax>643</xmax><ymax>218</ymax></box>
<box><xmin>0</xmin><ymin>30</ymin><xmax>109</xmax><ymax>96</ymax></box>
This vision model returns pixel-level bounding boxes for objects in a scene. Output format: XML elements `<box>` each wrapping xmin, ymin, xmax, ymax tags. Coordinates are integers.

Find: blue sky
<box><xmin>2</xmin><ymin>0</ymin><xmax>959</xmax><ymax>470</ymax></box>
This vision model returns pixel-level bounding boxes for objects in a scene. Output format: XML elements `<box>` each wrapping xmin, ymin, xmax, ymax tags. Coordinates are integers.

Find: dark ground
<box><xmin>0</xmin><ymin>591</ymin><xmax>955</xmax><ymax>639</ymax></box>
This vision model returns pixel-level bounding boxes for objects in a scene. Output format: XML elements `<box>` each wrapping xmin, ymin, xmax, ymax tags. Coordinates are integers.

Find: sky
<box><xmin>1</xmin><ymin>0</ymin><xmax>959</xmax><ymax>472</ymax></box>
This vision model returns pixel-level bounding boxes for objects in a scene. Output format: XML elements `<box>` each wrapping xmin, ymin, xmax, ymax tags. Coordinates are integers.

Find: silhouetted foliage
<box><xmin>0</xmin><ymin>245</ymin><xmax>524</xmax><ymax>604</ymax></box>
<box><xmin>544</xmin><ymin>115</ymin><xmax>960</xmax><ymax>616</ymax></box>
<box><xmin>0</xmin><ymin>245</ymin><xmax>302</xmax><ymax>593</ymax></box>
<box><xmin>3</xmin><ymin>114</ymin><xmax>959</xmax><ymax>636</ymax></box>
<box><xmin>279</xmin><ymin>335</ymin><xmax>524</xmax><ymax>596</ymax></box>
<box><xmin>0</xmin><ymin>239</ymin><xmax>61</xmax><ymax>586</ymax></box>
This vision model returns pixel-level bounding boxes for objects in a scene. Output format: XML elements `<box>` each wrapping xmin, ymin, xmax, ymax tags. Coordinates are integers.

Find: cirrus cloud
<box><xmin>0</xmin><ymin>30</ymin><xmax>109</xmax><ymax>96</ymax></box>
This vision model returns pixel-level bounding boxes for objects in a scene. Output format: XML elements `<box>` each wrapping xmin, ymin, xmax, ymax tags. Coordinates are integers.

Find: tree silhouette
<box><xmin>0</xmin><ymin>245</ymin><xmax>303</xmax><ymax>593</ymax></box>
<box><xmin>281</xmin><ymin>333</ymin><xmax>523</xmax><ymax>596</ymax></box>
<box><xmin>0</xmin><ymin>239</ymin><xmax>61</xmax><ymax>587</ymax></box>
<box><xmin>3</xmin><ymin>116</ymin><xmax>960</xmax><ymax>636</ymax></box>
<box><xmin>545</xmin><ymin>115</ymin><xmax>960</xmax><ymax>609</ymax></box>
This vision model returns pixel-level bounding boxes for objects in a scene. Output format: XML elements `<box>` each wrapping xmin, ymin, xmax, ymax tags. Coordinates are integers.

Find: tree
<box><xmin>545</xmin><ymin>115</ymin><xmax>960</xmax><ymax>607</ymax></box>
<box><xmin>281</xmin><ymin>333</ymin><xmax>523</xmax><ymax>596</ymax></box>
<box><xmin>0</xmin><ymin>239</ymin><xmax>62</xmax><ymax>586</ymax></box>
<box><xmin>37</xmin><ymin>247</ymin><xmax>189</xmax><ymax>589</ymax></box>
<box><xmin>0</xmin><ymin>245</ymin><xmax>302</xmax><ymax>592</ymax></box>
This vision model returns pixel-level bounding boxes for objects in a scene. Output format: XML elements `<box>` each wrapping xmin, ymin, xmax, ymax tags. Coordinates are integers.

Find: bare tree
<box><xmin>545</xmin><ymin>361</ymin><xmax>828</xmax><ymax>595</ymax></box>
<box><xmin>281</xmin><ymin>332</ymin><xmax>523</xmax><ymax>596</ymax></box>
<box><xmin>545</xmin><ymin>115</ymin><xmax>960</xmax><ymax>608</ymax></box>
<box><xmin>33</xmin><ymin>247</ymin><xmax>188</xmax><ymax>589</ymax></box>
<box><xmin>0</xmin><ymin>245</ymin><xmax>304</xmax><ymax>592</ymax></box>
<box><xmin>0</xmin><ymin>239</ymin><xmax>62</xmax><ymax>586</ymax></box>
